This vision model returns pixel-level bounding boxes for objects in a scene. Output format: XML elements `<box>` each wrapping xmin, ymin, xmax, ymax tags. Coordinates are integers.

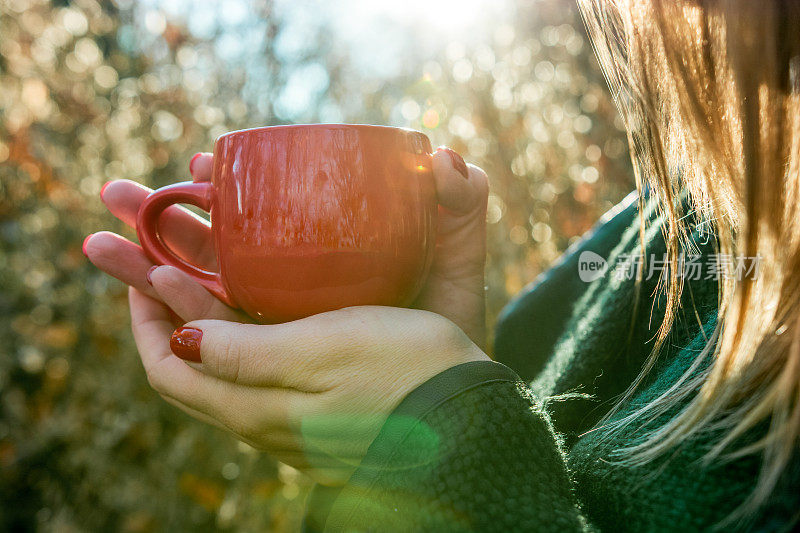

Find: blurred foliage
<box><xmin>0</xmin><ymin>0</ymin><xmax>631</xmax><ymax>530</ymax></box>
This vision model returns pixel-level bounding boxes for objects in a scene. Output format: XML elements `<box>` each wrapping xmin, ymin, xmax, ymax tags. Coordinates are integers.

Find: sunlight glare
<box><xmin>349</xmin><ymin>0</ymin><xmax>511</xmax><ymax>36</ymax></box>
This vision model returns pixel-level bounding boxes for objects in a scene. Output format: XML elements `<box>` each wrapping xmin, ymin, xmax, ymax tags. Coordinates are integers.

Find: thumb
<box><xmin>432</xmin><ymin>147</ymin><xmax>489</xmax><ymax>216</ymax></box>
<box><xmin>169</xmin><ymin>319</ymin><xmax>306</xmax><ymax>388</ymax></box>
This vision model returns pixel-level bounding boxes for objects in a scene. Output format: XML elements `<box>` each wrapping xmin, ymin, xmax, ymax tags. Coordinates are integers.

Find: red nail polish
<box><xmin>100</xmin><ymin>180</ymin><xmax>111</xmax><ymax>200</ymax></box>
<box><xmin>189</xmin><ymin>153</ymin><xmax>201</xmax><ymax>175</ymax></box>
<box><xmin>146</xmin><ymin>265</ymin><xmax>158</xmax><ymax>286</ymax></box>
<box><xmin>82</xmin><ymin>234</ymin><xmax>94</xmax><ymax>257</ymax></box>
<box><xmin>437</xmin><ymin>147</ymin><xmax>469</xmax><ymax>179</ymax></box>
<box><xmin>170</xmin><ymin>327</ymin><xmax>202</xmax><ymax>362</ymax></box>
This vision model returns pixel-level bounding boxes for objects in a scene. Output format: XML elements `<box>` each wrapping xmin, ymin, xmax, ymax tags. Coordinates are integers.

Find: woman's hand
<box><xmin>84</xmin><ymin>153</ymin><xmax>244</xmax><ymax>322</ymax></box>
<box><xmin>416</xmin><ymin>148</ymin><xmax>489</xmax><ymax>347</ymax></box>
<box><xmin>84</xmin><ymin>148</ymin><xmax>489</xmax><ymax>344</ymax></box>
<box><xmin>86</xmin><ymin>147</ymin><xmax>490</xmax><ymax>484</ymax></box>
<box><xmin>130</xmin><ymin>281</ymin><xmax>488</xmax><ymax>486</ymax></box>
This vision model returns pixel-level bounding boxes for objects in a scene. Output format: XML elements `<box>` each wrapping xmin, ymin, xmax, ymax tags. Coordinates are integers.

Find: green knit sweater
<box><xmin>304</xmin><ymin>191</ymin><xmax>800</xmax><ymax>532</ymax></box>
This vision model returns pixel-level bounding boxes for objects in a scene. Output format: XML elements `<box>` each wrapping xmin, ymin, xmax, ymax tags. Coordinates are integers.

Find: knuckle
<box><xmin>428</xmin><ymin>314</ymin><xmax>469</xmax><ymax>350</ymax></box>
<box><xmin>215</xmin><ymin>330</ymin><xmax>242</xmax><ymax>383</ymax></box>
<box><xmin>329</xmin><ymin>305</ymin><xmax>364</xmax><ymax>327</ymax></box>
<box><xmin>319</xmin><ymin>307</ymin><xmax>367</xmax><ymax>349</ymax></box>
<box><xmin>429</xmin><ymin>315</ymin><xmax>455</xmax><ymax>342</ymax></box>
<box><xmin>337</xmin><ymin>309</ymin><xmax>378</xmax><ymax>348</ymax></box>
<box><xmin>198</xmin><ymin>294</ymin><xmax>218</xmax><ymax>320</ymax></box>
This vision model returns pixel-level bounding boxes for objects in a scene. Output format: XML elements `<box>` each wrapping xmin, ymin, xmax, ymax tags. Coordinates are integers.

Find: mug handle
<box><xmin>136</xmin><ymin>181</ymin><xmax>235</xmax><ymax>307</ymax></box>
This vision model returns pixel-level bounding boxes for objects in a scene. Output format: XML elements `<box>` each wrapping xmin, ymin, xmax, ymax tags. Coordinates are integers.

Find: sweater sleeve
<box><xmin>310</xmin><ymin>361</ymin><xmax>590</xmax><ymax>532</ymax></box>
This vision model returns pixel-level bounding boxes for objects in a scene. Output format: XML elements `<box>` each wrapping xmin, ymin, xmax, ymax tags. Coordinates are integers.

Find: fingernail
<box><xmin>99</xmin><ymin>180</ymin><xmax>111</xmax><ymax>200</ymax></box>
<box><xmin>170</xmin><ymin>327</ymin><xmax>202</xmax><ymax>362</ymax></box>
<box><xmin>437</xmin><ymin>147</ymin><xmax>468</xmax><ymax>179</ymax></box>
<box><xmin>145</xmin><ymin>265</ymin><xmax>158</xmax><ymax>286</ymax></box>
<box><xmin>189</xmin><ymin>153</ymin><xmax>201</xmax><ymax>175</ymax></box>
<box><xmin>82</xmin><ymin>233</ymin><xmax>93</xmax><ymax>257</ymax></box>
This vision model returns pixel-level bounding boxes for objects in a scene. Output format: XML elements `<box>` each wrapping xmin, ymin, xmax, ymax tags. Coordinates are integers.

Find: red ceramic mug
<box><xmin>136</xmin><ymin>124</ymin><xmax>437</xmax><ymax>323</ymax></box>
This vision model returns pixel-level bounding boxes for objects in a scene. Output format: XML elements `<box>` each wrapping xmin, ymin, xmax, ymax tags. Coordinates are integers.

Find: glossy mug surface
<box><xmin>136</xmin><ymin>124</ymin><xmax>437</xmax><ymax>322</ymax></box>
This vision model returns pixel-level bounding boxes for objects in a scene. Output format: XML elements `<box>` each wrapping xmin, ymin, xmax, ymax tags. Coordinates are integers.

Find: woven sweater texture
<box><xmin>305</xmin><ymin>191</ymin><xmax>800</xmax><ymax>532</ymax></box>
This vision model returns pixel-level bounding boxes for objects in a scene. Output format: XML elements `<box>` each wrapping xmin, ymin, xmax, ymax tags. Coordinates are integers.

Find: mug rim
<box><xmin>215</xmin><ymin>123</ymin><xmax>429</xmax><ymax>144</ymax></box>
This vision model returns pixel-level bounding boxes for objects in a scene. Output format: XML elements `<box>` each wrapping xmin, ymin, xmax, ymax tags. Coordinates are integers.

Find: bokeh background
<box><xmin>0</xmin><ymin>0</ymin><xmax>633</xmax><ymax>530</ymax></box>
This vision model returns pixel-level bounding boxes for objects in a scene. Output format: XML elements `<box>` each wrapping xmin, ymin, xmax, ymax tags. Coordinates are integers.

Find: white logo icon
<box><xmin>578</xmin><ymin>251</ymin><xmax>608</xmax><ymax>282</ymax></box>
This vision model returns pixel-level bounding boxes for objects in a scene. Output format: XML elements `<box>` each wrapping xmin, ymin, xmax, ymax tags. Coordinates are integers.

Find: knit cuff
<box><xmin>302</xmin><ymin>360</ymin><xmax>523</xmax><ymax>532</ymax></box>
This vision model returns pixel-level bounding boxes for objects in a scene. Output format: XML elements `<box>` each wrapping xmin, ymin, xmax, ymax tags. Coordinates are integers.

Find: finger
<box><xmin>160</xmin><ymin>394</ymin><xmax>230</xmax><ymax>431</ymax></box>
<box><xmin>175</xmin><ymin>310</ymin><xmax>360</xmax><ymax>389</ymax></box>
<box><xmin>432</xmin><ymin>147</ymin><xmax>489</xmax><ymax>216</ymax></box>
<box><xmin>84</xmin><ymin>232</ymin><xmax>183</xmax><ymax>325</ymax></box>
<box><xmin>100</xmin><ymin>179</ymin><xmax>216</xmax><ymax>270</ymax></box>
<box><xmin>161</xmin><ymin>394</ymin><xmax>305</xmax><ymax>455</ymax></box>
<box><xmin>190</xmin><ymin>152</ymin><xmax>213</xmax><ymax>182</ymax></box>
<box><xmin>129</xmin><ymin>287</ymin><xmax>296</xmax><ymax>432</ymax></box>
<box><xmin>84</xmin><ymin>231</ymin><xmax>160</xmax><ymax>299</ymax></box>
<box><xmin>148</xmin><ymin>265</ymin><xmax>246</xmax><ymax>323</ymax></box>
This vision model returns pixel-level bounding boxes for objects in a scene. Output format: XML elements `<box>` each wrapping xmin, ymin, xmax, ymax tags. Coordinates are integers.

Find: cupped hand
<box><xmin>84</xmin><ymin>148</ymin><xmax>489</xmax><ymax>343</ymax></box>
<box><xmin>131</xmin><ymin>276</ymin><xmax>488</xmax><ymax>486</ymax></box>
<box><xmin>86</xmin><ymin>147</ymin><xmax>490</xmax><ymax>484</ymax></box>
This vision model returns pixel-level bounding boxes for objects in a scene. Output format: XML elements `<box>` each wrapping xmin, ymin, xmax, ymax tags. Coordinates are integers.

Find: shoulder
<box><xmin>493</xmin><ymin>190</ymin><xmax>642</xmax><ymax>380</ymax></box>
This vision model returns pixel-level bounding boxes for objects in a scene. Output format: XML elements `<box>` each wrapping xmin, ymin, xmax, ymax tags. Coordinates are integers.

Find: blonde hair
<box><xmin>578</xmin><ymin>0</ymin><xmax>800</xmax><ymax>523</ymax></box>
